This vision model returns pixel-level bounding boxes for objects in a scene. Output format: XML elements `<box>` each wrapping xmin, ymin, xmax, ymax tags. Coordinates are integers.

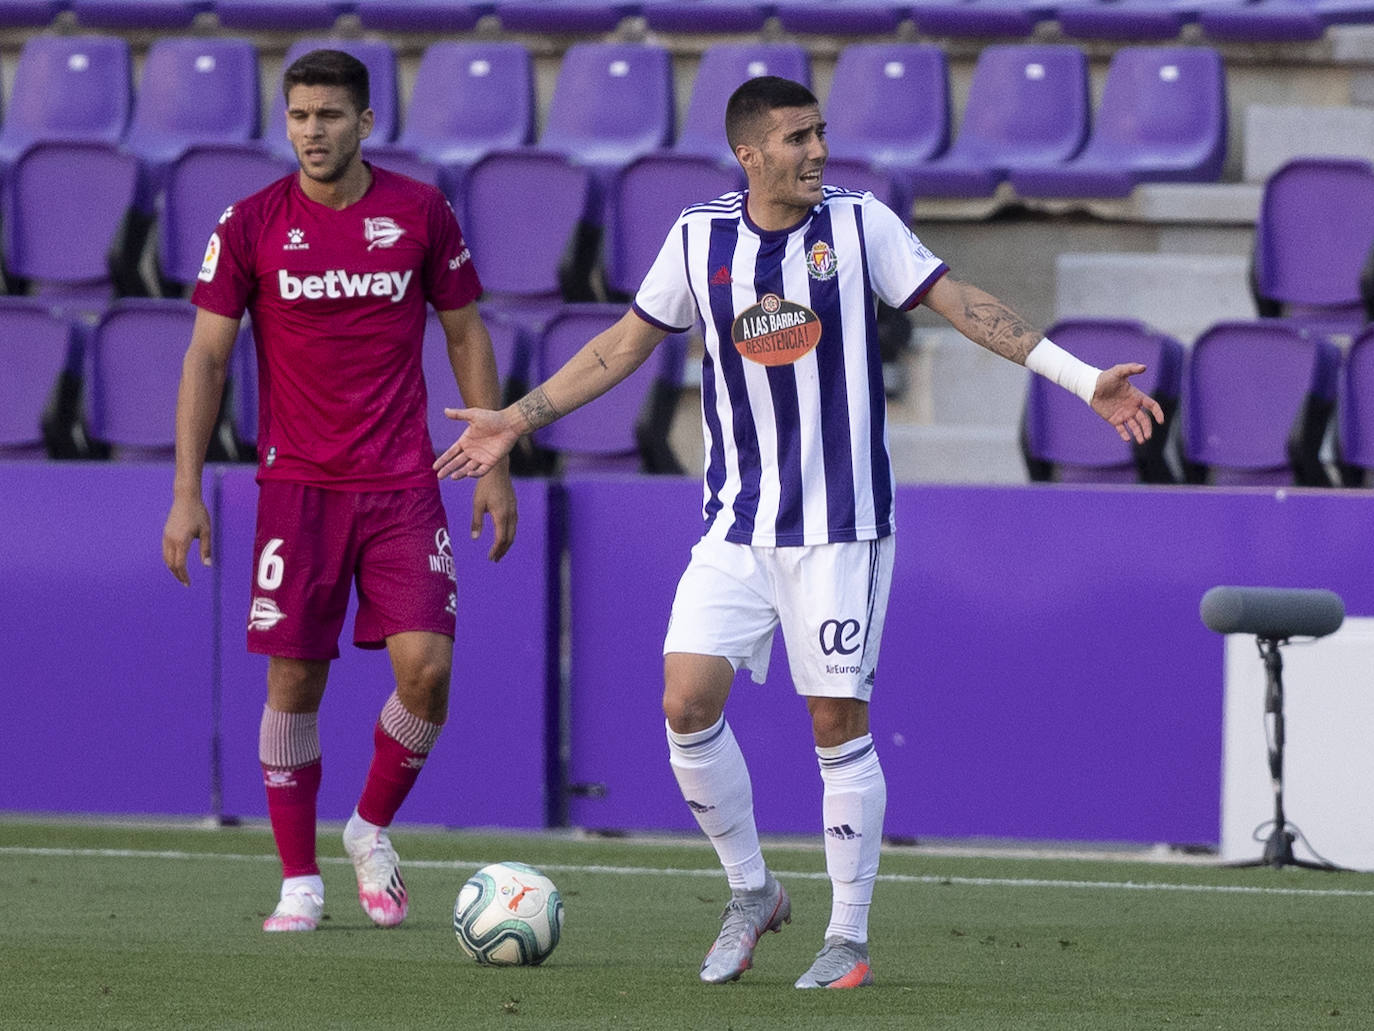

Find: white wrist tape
<box><xmin>1025</xmin><ymin>337</ymin><xmax>1102</xmax><ymax>405</ymax></box>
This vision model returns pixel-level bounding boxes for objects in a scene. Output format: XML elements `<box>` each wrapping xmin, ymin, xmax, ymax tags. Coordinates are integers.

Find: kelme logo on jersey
<box><xmin>806</xmin><ymin>240</ymin><xmax>837</xmax><ymax>281</ymax></box>
<box><xmin>731</xmin><ymin>292</ymin><xmax>822</xmax><ymax>366</ymax></box>
<box><xmin>277</xmin><ymin>268</ymin><xmax>413</xmax><ymax>303</ymax></box>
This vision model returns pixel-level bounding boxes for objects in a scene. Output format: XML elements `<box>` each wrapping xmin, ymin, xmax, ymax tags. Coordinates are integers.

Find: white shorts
<box><xmin>662</xmin><ymin>535</ymin><xmax>895</xmax><ymax>701</ymax></box>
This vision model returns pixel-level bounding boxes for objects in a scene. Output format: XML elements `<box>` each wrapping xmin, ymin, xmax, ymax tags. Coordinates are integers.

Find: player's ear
<box><xmin>735</xmin><ymin>142</ymin><xmax>758</xmax><ymax>176</ymax></box>
<box><xmin>358</xmin><ymin>107</ymin><xmax>375</xmax><ymax>141</ymax></box>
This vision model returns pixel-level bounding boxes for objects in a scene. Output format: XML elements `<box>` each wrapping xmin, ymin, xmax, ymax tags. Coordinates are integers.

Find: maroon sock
<box><xmin>356</xmin><ymin>693</ymin><xmax>443</xmax><ymax>827</ymax></box>
<box><xmin>263</xmin><ymin>760</ymin><xmax>322</xmax><ymax>878</ymax></box>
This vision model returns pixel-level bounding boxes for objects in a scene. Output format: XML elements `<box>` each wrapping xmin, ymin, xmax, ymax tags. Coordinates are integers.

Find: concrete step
<box><xmin>1055</xmin><ymin>251</ymin><xmax>1255</xmax><ymax>345</ymax></box>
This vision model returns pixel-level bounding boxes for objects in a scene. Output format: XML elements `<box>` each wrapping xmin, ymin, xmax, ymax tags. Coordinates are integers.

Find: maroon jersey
<box><xmin>192</xmin><ymin>164</ymin><xmax>482</xmax><ymax>490</ymax></box>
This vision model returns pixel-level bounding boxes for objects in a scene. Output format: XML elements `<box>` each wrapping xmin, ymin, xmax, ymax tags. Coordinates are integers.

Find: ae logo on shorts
<box><xmin>818</xmin><ymin>618</ymin><xmax>861</xmax><ymax>656</ymax></box>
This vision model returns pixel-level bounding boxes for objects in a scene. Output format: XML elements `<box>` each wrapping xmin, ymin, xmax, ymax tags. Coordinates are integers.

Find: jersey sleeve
<box><xmin>630</xmin><ymin>219</ymin><xmax>697</xmax><ymax>333</ymax></box>
<box><xmin>190</xmin><ymin>203</ymin><xmax>255</xmax><ymax>320</ymax></box>
<box><xmin>861</xmin><ymin>196</ymin><xmax>949</xmax><ymax>311</ymax></box>
<box><xmin>424</xmin><ymin>191</ymin><xmax>483</xmax><ymax>312</ymax></box>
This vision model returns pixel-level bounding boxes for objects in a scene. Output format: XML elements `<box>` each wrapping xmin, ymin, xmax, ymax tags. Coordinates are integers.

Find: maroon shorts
<box><xmin>246</xmin><ymin>482</ymin><xmax>456</xmax><ymax>660</ymax></box>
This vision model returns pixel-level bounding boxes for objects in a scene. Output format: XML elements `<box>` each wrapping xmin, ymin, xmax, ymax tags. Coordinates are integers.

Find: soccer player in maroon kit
<box><xmin>161</xmin><ymin>49</ymin><xmax>517</xmax><ymax>932</ymax></box>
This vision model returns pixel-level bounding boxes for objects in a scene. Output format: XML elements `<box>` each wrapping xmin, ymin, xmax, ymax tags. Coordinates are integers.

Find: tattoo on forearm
<box><xmin>963</xmin><ymin>300</ymin><xmax>1039</xmax><ymax>363</ymax></box>
<box><xmin>517</xmin><ymin>389</ymin><xmax>563</xmax><ymax>431</ymax></box>
<box><xmin>591</xmin><ymin>348</ymin><xmax>609</xmax><ymax>371</ymax></box>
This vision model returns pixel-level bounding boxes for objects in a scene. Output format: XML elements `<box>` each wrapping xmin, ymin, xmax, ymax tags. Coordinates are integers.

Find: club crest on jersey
<box><xmin>364</xmin><ymin>216</ymin><xmax>405</xmax><ymax>250</ymax></box>
<box><xmin>731</xmin><ymin>292</ymin><xmax>822</xmax><ymax>367</ymax></box>
<box><xmin>805</xmin><ymin>240</ymin><xmax>837</xmax><ymax>281</ymax></box>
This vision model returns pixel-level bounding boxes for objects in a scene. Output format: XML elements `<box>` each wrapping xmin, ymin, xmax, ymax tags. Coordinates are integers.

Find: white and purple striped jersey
<box><xmin>633</xmin><ymin>186</ymin><xmax>948</xmax><ymax>546</ymax></box>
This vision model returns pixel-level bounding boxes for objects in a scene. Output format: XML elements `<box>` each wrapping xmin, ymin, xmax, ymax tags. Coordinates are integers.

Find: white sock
<box><xmin>667</xmin><ymin>717</ymin><xmax>766</xmax><ymax>891</ymax></box>
<box><xmin>281</xmin><ymin>873</ymin><xmax>324</xmax><ymax>901</ymax></box>
<box><xmin>343</xmin><ymin>809</ymin><xmax>382</xmax><ymax>846</ymax></box>
<box><xmin>817</xmin><ymin>734</ymin><xmax>886</xmax><ymax>944</ymax></box>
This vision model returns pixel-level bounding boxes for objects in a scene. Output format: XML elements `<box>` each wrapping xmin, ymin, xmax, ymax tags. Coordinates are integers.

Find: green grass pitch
<box><xmin>3</xmin><ymin>819</ymin><xmax>1371</xmax><ymax>1030</ymax></box>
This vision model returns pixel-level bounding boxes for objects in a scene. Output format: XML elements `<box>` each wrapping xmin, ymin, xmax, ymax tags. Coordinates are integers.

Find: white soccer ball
<box><xmin>453</xmin><ymin>861</ymin><xmax>564</xmax><ymax>966</ymax></box>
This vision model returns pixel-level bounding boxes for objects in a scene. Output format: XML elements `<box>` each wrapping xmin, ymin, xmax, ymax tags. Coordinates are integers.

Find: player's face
<box><xmin>741</xmin><ymin>105</ymin><xmax>827</xmax><ymax>228</ymax></box>
<box><xmin>285</xmin><ymin>84</ymin><xmax>374</xmax><ymax>185</ymax></box>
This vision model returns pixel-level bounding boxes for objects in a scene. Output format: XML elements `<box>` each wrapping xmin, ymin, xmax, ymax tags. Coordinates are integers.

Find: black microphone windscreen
<box><xmin>1200</xmin><ymin>585</ymin><xmax>1345</xmax><ymax>639</ymax></box>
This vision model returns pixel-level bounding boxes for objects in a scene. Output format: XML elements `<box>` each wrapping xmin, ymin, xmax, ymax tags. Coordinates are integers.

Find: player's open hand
<box><xmin>434</xmin><ymin>406</ymin><xmax>520</xmax><ymax>480</ymax></box>
<box><xmin>162</xmin><ymin>496</ymin><xmax>213</xmax><ymax>586</ymax></box>
<box><xmin>472</xmin><ymin>464</ymin><xmax>518</xmax><ymax>562</ymax></box>
<box><xmin>1091</xmin><ymin>363</ymin><xmax>1166</xmax><ymax>444</ymax></box>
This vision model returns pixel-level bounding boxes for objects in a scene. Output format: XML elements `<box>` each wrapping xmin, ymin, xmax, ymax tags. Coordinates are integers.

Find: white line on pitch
<box><xmin>4</xmin><ymin>846</ymin><xmax>1374</xmax><ymax>899</ymax></box>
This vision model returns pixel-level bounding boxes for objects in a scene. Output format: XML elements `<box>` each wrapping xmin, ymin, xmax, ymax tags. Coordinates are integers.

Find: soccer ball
<box><xmin>453</xmin><ymin>861</ymin><xmax>564</xmax><ymax>966</ymax></box>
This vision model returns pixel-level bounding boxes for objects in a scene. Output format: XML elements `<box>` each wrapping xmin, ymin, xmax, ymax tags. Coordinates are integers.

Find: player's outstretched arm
<box><xmin>162</xmin><ymin>308</ymin><xmax>240</xmax><ymax>585</ymax></box>
<box><xmin>434</xmin><ymin>310</ymin><xmax>668</xmax><ymax>480</ymax></box>
<box><xmin>437</xmin><ymin>305</ymin><xmax>518</xmax><ymax>560</ymax></box>
<box><xmin>921</xmin><ymin>274</ymin><xmax>1163</xmax><ymax>442</ymax></box>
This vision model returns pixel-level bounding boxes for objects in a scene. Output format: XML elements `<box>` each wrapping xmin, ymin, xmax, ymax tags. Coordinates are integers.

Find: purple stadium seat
<box><xmin>492</xmin><ymin>0</ymin><xmax>638</xmax><ymax>31</ymax></box>
<box><xmin>1055</xmin><ymin>0</ymin><xmax>1192</xmax><ymax>39</ymax></box>
<box><xmin>774</xmin><ymin>0</ymin><xmax>912</xmax><ymax>32</ymax></box>
<box><xmin>381</xmin><ymin>42</ymin><xmax>532</xmax><ymax>204</ymax></box>
<box><xmin>1337</xmin><ymin>325</ymin><xmax>1374</xmax><ymax>485</ymax></box>
<box><xmin>1010</xmin><ymin>46</ymin><xmax>1226</xmax><ymax>199</ymax></box>
<box><xmin>460</xmin><ymin>148</ymin><xmax>593</xmax><ymax>317</ymax></box>
<box><xmin>0</xmin><ymin>297</ymin><xmax>79</xmax><ymax>456</ymax></box>
<box><xmin>157</xmin><ymin>142</ymin><xmax>296</xmax><ymax>292</ymax></box>
<box><xmin>911</xmin><ymin>0</ymin><xmax>1056</xmax><ymax>37</ymax></box>
<box><xmin>0</xmin><ymin>0</ymin><xmax>62</xmax><ymax>26</ymax></box>
<box><xmin>1251</xmin><ymin>157</ymin><xmax>1374</xmax><ymax>336</ymax></box>
<box><xmin>1181</xmin><ymin>319</ymin><xmax>1340</xmax><ymax>487</ymax></box>
<box><xmin>70</xmin><ymin>0</ymin><xmax>210</xmax><ymax>27</ymax></box>
<box><xmin>823</xmin><ymin>43</ymin><xmax>949</xmax><ymax>213</ymax></box>
<box><xmin>641</xmin><ymin>0</ymin><xmax>772</xmax><ymax>30</ymax></box>
<box><xmin>421</xmin><ymin>307</ymin><xmax>531</xmax><ymax>456</ymax></box>
<box><xmin>86</xmin><ymin>298</ymin><xmax>198</xmax><ymax>457</ymax></box>
<box><xmin>264</xmin><ymin>38</ymin><xmax>399</xmax><ymax>161</ymax></box>
<box><xmin>124</xmin><ymin>37</ymin><xmax>260</xmax><ymax>210</ymax></box>
<box><xmin>539</xmin><ymin>43</ymin><xmax>674</xmax><ymax>176</ymax></box>
<box><xmin>0</xmin><ymin>35</ymin><xmax>131</xmax><ymax>171</ymax></box>
<box><xmin>360</xmin><ymin>144</ymin><xmax>444</xmax><ymax>190</ymax></box>
<box><xmin>823</xmin><ymin>159</ymin><xmax>907</xmax><ymax>212</ymax></box>
<box><xmin>1021</xmin><ymin>318</ymin><xmax>1183</xmax><ymax>483</ymax></box>
<box><xmin>1197</xmin><ymin>0</ymin><xmax>1374</xmax><ymax>41</ymax></box>
<box><xmin>909</xmin><ymin>45</ymin><xmax>1088</xmax><ymax>199</ymax></box>
<box><xmin>397</xmin><ymin>42</ymin><xmax>533</xmax><ymax>171</ymax></box>
<box><xmin>675</xmin><ymin>43</ymin><xmax>812</xmax><ymax>163</ymax></box>
<box><xmin>212</xmin><ymin>0</ymin><xmax>352</xmax><ymax>29</ymax></box>
<box><xmin>531</xmin><ymin>303</ymin><xmax>687</xmax><ymax>472</ymax></box>
<box><xmin>354</xmin><ymin>0</ymin><xmax>490</xmax><ymax>30</ymax></box>
<box><xmin>605</xmin><ymin>153</ymin><xmax>744</xmax><ymax>298</ymax></box>
<box><xmin>3</xmin><ymin>141</ymin><xmax>139</xmax><ymax>307</ymax></box>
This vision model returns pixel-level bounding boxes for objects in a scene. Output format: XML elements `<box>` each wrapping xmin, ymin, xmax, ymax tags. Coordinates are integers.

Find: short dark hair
<box><xmin>724</xmin><ymin>75</ymin><xmax>818</xmax><ymax>151</ymax></box>
<box><xmin>282</xmin><ymin>49</ymin><xmax>370</xmax><ymax>114</ymax></box>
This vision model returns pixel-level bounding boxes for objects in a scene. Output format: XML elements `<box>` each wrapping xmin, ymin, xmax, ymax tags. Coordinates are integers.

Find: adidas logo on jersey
<box><xmin>277</xmin><ymin>268</ymin><xmax>413</xmax><ymax>303</ymax></box>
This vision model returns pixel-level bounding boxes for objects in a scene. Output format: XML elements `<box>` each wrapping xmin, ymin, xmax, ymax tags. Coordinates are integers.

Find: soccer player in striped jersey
<box><xmin>436</xmin><ymin>75</ymin><xmax>1163</xmax><ymax>988</ymax></box>
<box><xmin>162</xmin><ymin>50</ymin><xmax>517</xmax><ymax>934</ymax></box>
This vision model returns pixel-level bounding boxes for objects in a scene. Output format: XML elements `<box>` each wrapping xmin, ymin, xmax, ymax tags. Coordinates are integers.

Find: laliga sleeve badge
<box><xmin>731</xmin><ymin>293</ymin><xmax>822</xmax><ymax>366</ymax></box>
<box><xmin>198</xmin><ymin>232</ymin><xmax>221</xmax><ymax>283</ymax></box>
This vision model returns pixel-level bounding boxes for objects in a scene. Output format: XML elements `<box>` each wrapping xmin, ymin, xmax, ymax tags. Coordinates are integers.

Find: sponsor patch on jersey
<box><xmin>198</xmin><ymin>232</ymin><xmax>221</xmax><ymax>283</ymax></box>
<box><xmin>731</xmin><ymin>293</ymin><xmax>822</xmax><ymax>366</ymax></box>
<box><xmin>805</xmin><ymin>240</ymin><xmax>837</xmax><ymax>281</ymax></box>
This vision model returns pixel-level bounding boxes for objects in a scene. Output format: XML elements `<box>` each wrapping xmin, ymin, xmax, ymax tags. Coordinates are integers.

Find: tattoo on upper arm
<box><xmin>962</xmin><ymin>299</ymin><xmax>1038</xmax><ymax>363</ymax></box>
<box><xmin>517</xmin><ymin>389</ymin><xmax>562</xmax><ymax>431</ymax></box>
